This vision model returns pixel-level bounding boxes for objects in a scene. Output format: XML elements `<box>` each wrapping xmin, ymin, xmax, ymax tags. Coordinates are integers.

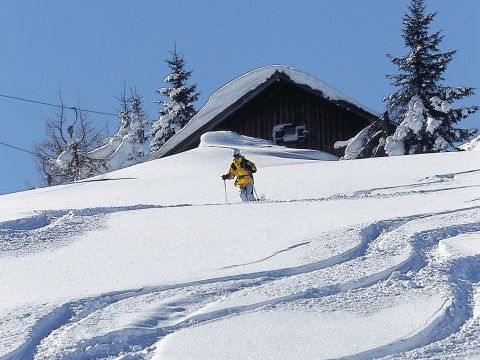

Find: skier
<box><xmin>221</xmin><ymin>148</ymin><xmax>257</xmax><ymax>202</ymax></box>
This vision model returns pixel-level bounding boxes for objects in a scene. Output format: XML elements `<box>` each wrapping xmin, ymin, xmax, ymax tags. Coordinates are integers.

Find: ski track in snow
<box><xmin>2</xmin><ymin>172</ymin><xmax>480</xmax><ymax>360</ymax></box>
<box><xmin>221</xmin><ymin>241</ymin><xmax>312</xmax><ymax>269</ymax></box>
<box><xmin>337</xmin><ymin>215</ymin><xmax>480</xmax><ymax>360</ymax></box>
<box><xmin>3</xmin><ymin>218</ymin><xmax>394</xmax><ymax>360</ymax></box>
<box><xmin>6</xmin><ymin>208</ymin><xmax>480</xmax><ymax>360</ymax></box>
<box><xmin>0</xmin><ymin>179</ymin><xmax>444</xmax><ymax>257</ymax></box>
<box><xmin>0</xmin><ymin>205</ymin><xmax>186</xmax><ymax>257</ymax></box>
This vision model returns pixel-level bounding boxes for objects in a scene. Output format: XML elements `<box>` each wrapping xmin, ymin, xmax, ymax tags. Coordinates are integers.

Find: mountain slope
<box><xmin>1</xmin><ymin>136</ymin><xmax>480</xmax><ymax>360</ymax></box>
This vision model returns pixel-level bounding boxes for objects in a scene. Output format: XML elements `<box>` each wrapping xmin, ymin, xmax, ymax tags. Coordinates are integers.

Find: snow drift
<box><xmin>461</xmin><ymin>134</ymin><xmax>480</xmax><ymax>151</ymax></box>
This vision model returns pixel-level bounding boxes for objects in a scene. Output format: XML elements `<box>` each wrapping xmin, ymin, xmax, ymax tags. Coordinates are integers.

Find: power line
<box><xmin>0</xmin><ymin>141</ymin><xmax>37</xmax><ymax>156</ymax></box>
<box><xmin>0</xmin><ymin>93</ymin><xmax>117</xmax><ymax>117</ymax></box>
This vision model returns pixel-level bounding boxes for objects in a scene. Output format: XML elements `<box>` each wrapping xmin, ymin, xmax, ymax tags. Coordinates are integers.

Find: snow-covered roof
<box><xmin>155</xmin><ymin>65</ymin><xmax>379</xmax><ymax>158</ymax></box>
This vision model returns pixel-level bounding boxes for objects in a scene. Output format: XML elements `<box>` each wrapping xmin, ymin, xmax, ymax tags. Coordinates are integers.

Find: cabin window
<box><xmin>272</xmin><ymin>123</ymin><xmax>308</xmax><ymax>146</ymax></box>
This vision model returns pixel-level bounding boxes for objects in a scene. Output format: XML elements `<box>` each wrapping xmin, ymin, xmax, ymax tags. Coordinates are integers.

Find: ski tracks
<box><xmin>337</xmin><ymin>212</ymin><xmax>480</xmax><ymax>359</ymax></box>
<box><xmin>2</xmin><ymin>218</ymin><xmax>394</xmax><ymax>360</ymax></box>
<box><xmin>4</xmin><ymin>207</ymin><xmax>480</xmax><ymax>360</ymax></box>
<box><xmin>0</xmin><ymin>205</ymin><xmax>182</xmax><ymax>257</ymax></box>
<box><xmin>1</xmin><ymin>168</ymin><xmax>475</xmax><ymax>257</ymax></box>
<box><xmin>2</xmin><ymin>170</ymin><xmax>480</xmax><ymax>359</ymax></box>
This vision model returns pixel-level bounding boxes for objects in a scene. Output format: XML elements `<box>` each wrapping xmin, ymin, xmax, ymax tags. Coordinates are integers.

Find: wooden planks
<box><xmin>211</xmin><ymin>80</ymin><xmax>371</xmax><ymax>155</ymax></box>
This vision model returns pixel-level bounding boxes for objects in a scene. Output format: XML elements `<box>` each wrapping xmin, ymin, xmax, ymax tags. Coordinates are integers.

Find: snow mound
<box><xmin>155</xmin><ymin>295</ymin><xmax>448</xmax><ymax>360</ymax></box>
<box><xmin>438</xmin><ymin>233</ymin><xmax>480</xmax><ymax>258</ymax></box>
<box><xmin>200</xmin><ymin>131</ymin><xmax>338</xmax><ymax>161</ymax></box>
<box><xmin>200</xmin><ymin>131</ymin><xmax>273</xmax><ymax>148</ymax></box>
<box><xmin>460</xmin><ymin>134</ymin><xmax>480</xmax><ymax>151</ymax></box>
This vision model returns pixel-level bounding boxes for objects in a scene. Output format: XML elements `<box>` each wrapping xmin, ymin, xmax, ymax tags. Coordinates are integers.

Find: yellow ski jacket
<box><xmin>226</xmin><ymin>156</ymin><xmax>257</xmax><ymax>188</ymax></box>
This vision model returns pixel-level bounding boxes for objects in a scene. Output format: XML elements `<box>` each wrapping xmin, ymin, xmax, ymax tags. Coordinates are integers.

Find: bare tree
<box><xmin>33</xmin><ymin>96</ymin><xmax>106</xmax><ymax>186</ymax></box>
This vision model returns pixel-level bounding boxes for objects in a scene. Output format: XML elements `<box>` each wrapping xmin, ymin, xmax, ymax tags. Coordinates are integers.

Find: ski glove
<box><xmin>221</xmin><ymin>174</ymin><xmax>229</xmax><ymax>180</ymax></box>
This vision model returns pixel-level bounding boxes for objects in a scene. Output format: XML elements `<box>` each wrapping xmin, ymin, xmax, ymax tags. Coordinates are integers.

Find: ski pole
<box><xmin>223</xmin><ymin>179</ymin><xmax>228</xmax><ymax>204</ymax></box>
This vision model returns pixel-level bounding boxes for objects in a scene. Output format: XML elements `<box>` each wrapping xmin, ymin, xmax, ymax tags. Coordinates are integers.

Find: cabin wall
<box><xmin>211</xmin><ymin>81</ymin><xmax>371</xmax><ymax>156</ymax></box>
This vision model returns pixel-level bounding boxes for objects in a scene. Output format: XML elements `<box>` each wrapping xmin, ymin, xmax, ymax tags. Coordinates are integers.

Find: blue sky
<box><xmin>1</xmin><ymin>0</ymin><xmax>479</xmax><ymax>194</ymax></box>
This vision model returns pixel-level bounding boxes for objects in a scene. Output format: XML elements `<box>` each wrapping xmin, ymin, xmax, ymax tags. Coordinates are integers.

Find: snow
<box><xmin>403</xmin><ymin>97</ymin><xmax>427</xmax><ymax>135</ymax></box>
<box><xmin>385</xmin><ymin>135</ymin><xmax>405</xmax><ymax>156</ymax></box>
<box><xmin>438</xmin><ymin>233</ymin><xmax>480</xmax><ymax>259</ymax></box>
<box><xmin>164</xmin><ymin>73</ymin><xmax>180</xmax><ymax>82</ymax></box>
<box><xmin>385</xmin><ymin>97</ymin><xmax>429</xmax><ymax>156</ymax></box>
<box><xmin>200</xmin><ymin>131</ymin><xmax>338</xmax><ymax>160</ymax></box>
<box><xmin>154</xmin><ymin>296</ymin><xmax>448</xmax><ymax>360</ymax></box>
<box><xmin>433</xmin><ymin>135</ymin><xmax>451</xmax><ymax>152</ymax></box>
<box><xmin>431</xmin><ymin>96</ymin><xmax>452</xmax><ymax>113</ymax></box>
<box><xmin>86</xmin><ymin>99</ymin><xmax>147</xmax><ymax>173</ymax></box>
<box><xmin>385</xmin><ymin>96</ymin><xmax>459</xmax><ymax>155</ymax></box>
<box><xmin>55</xmin><ymin>145</ymin><xmax>75</xmax><ymax>170</ymax></box>
<box><xmin>334</xmin><ymin>126</ymin><xmax>370</xmax><ymax>160</ymax></box>
<box><xmin>1</xmin><ymin>132</ymin><xmax>480</xmax><ymax>359</ymax></box>
<box><xmin>168</xmin><ymin>86</ymin><xmax>187</xmax><ymax>99</ymax></box>
<box><xmin>426</xmin><ymin>117</ymin><xmax>440</xmax><ymax>133</ymax></box>
<box><xmin>461</xmin><ymin>107</ymin><xmax>474</xmax><ymax>118</ymax></box>
<box><xmin>88</xmin><ymin>137</ymin><xmax>123</xmax><ymax>161</ymax></box>
<box><xmin>461</xmin><ymin>134</ymin><xmax>480</xmax><ymax>151</ymax></box>
<box><xmin>154</xmin><ymin>65</ymin><xmax>379</xmax><ymax>158</ymax></box>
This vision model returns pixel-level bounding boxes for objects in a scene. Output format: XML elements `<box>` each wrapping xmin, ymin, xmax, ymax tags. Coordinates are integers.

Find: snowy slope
<box><xmin>1</xmin><ymin>132</ymin><xmax>480</xmax><ymax>360</ymax></box>
<box><xmin>461</xmin><ymin>134</ymin><xmax>480</xmax><ymax>151</ymax></box>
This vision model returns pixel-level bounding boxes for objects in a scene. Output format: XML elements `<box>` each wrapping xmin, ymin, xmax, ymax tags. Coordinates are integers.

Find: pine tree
<box><xmin>88</xmin><ymin>90</ymin><xmax>147</xmax><ymax>172</ymax></box>
<box><xmin>116</xmin><ymin>94</ymin><xmax>132</xmax><ymax>139</ymax></box>
<box><xmin>335</xmin><ymin>112</ymin><xmax>396</xmax><ymax>160</ymax></box>
<box><xmin>150</xmin><ymin>46</ymin><xmax>200</xmax><ymax>153</ymax></box>
<box><xmin>128</xmin><ymin>92</ymin><xmax>147</xmax><ymax>159</ymax></box>
<box><xmin>384</xmin><ymin>0</ymin><xmax>477</xmax><ymax>155</ymax></box>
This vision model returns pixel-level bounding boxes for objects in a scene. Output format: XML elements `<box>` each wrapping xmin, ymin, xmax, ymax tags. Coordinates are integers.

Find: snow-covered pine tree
<box><xmin>334</xmin><ymin>111</ymin><xmax>396</xmax><ymax>160</ymax></box>
<box><xmin>117</xmin><ymin>94</ymin><xmax>132</xmax><ymax>139</ymax></box>
<box><xmin>150</xmin><ymin>46</ymin><xmax>200</xmax><ymax>153</ymax></box>
<box><xmin>88</xmin><ymin>91</ymin><xmax>147</xmax><ymax>172</ymax></box>
<box><xmin>384</xmin><ymin>0</ymin><xmax>477</xmax><ymax>155</ymax></box>
<box><xmin>127</xmin><ymin>92</ymin><xmax>147</xmax><ymax>159</ymax></box>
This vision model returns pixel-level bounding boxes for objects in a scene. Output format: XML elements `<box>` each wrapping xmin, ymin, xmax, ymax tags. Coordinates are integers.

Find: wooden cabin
<box><xmin>155</xmin><ymin>66</ymin><xmax>378</xmax><ymax>158</ymax></box>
